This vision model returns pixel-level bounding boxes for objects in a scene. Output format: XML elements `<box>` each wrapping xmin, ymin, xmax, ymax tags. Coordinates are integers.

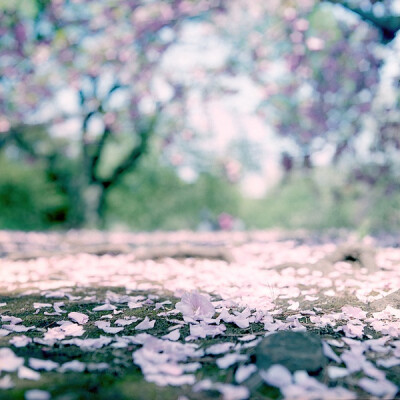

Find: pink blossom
<box><xmin>342</xmin><ymin>323</ymin><xmax>365</xmax><ymax>338</ymax></box>
<box><xmin>175</xmin><ymin>291</ymin><xmax>215</xmax><ymax>320</ymax></box>
<box><xmin>342</xmin><ymin>306</ymin><xmax>367</xmax><ymax>320</ymax></box>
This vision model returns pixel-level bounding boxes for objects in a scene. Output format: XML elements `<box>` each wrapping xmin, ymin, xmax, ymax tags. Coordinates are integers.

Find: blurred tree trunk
<box><xmin>1</xmin><ymin>115</ymin><xmax>156</xmax><ymax>228</ymax></box>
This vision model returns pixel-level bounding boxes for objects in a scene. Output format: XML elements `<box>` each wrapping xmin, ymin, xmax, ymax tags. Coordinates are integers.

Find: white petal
<box><xmin>3</xmin><ymin>324</ymin><xmax>34</xmax><ymax>333</ymax></box>
<box><xmin>24</xmin><ymin>389</ymin><xmax>51</xmax><ymax>400</ymax></box>
<box><xmin>29</xmin><ymin>358</ymin><xmax>59</xmax><ymax>371</ymax></box>
<box><xmin>0</xmin><ymin>348</ymin><xmax>24</xmax><ymax>372</ymax></box>
<box><xmin>18</xmin><ymin>366</ymin><xmax>41</xmax><ymax>380</ymax></box>
<box><xmin>214</xmin><ymin>383</ymin><xmax>250</xmax><ymax>400</ymax></box>
<box><xmin>61</xmin><ymin>322</ymin><xmax>85</xmax><ymax>337</ymax></box>
<box><xmin>59</xmin><ymin>360</ymin><xmax>86</xmax><ymax>372</ymax></box>
<box><xmin>103</xmin><ymin>326</ymin><xmax>124</xmax><ymax>334</ymax></box>
<box><xmin>2</xmin><ymin>316</ymin><xmax>23</xmax><ymax>324</ymax></box>
<box><xmin>216</xmin><ymin>353</ymin><xmax>247</xmax><ymax>369</ymax></box>
<box><xmin>260</xmin><ymin>364</ymin><xmax>292</xmax><ymax>388</ymax></box>
<box><xmin>115</xmin><ymin>318</ymin><xmax>137</xmax><ymax>326</ymax></box>
<box><xmin>0</xmin><ymin>375</ymin><xmax>13</xmax><ymax>389</ymax></box>
<box><xmin>377</xmin><ymin>357</ymin><xmax>400</xmax><ymax>368</ymax></box>
<box><xmin>235</xmin><ymin>364</ymin><xmax>257</xmax><ymax>383</ymax></box>
<box><xmin>162</xmin><ymin>329</ymin><xmax>180</xmax><ymax>341</ymax></box>
<box><xmin>33</xmin><ymin>303</ymin><xmax>52</xmax><ymax>309</ymax></box>
<box><xmin>238</xmin><ymin>335</ymin><xmax>256</xmax><ymax>342</ymax></box>
<box><xmin>233</xmin><ymin>317</ymin><xmax>250</xmax><ymax>329</ymax></box>
<box><xmin>358</xmin><ymin>378</ymin><xmax>398</xmax><ymax>398</ymax></box>
<box><xmin>68</xmin><ymin>312</ymin><xmax>89</xmax><ymax>324</ymax></box>
<box><xmin>135</xmin><ymin>317</ymin><xmax>155</xmax><ymax>330</ymax></box>
<box><xmin>93</xmin><ymin>303</ymin><xmax>116</xmax><ymax>311</ymax></box>
<box><xmin>10</xmin><ymin>335</ymin><xmax>32</xmax><ymax>348</ymax></box>
<box><xmin>327</xmin><ymin>366</ymin><xmax>350</xmax><ymax>379</ymax></box>
<box><xmin>206</xmin><ymin>342</ymin><xmax>235</xmax><ymax>355</ymax></box>
<box><xmin>322</xmin><ymin>341</ymin><xmax>341</xmax><ymax>363</ymax></box>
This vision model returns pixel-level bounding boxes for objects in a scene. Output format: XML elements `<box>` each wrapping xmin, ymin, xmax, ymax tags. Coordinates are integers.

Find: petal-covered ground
<box><xmin>0</xmin><ymin>230</ymin><xmax>400</xmax><ymax>399</ymax></box>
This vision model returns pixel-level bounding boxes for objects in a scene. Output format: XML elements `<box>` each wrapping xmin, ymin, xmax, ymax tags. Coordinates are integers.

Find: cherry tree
<box><xmin>328</xmin><ymin>0</ymin><xmax>400</xmax><ymax>190</ymax></box>
<box><xmin>1</xmin><ymin>0</ymin><xmax>399</xmax><ymax>231</ymax></box>
<box><xmin>211</xmin><ymin>0</ymin><xmax>386</xmax><ymax>172</ymax></box>
<box><xmin>0</xmin><ymin>0</ymin><xmax>226</xmax><ymax>226</ymax></box>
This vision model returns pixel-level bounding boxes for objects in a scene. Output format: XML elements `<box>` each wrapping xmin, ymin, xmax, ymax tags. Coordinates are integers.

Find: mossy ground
<box><xmin>0</xmin><ymin>283</ymin><xmax>397</xmax><ymax>400</ymax></box>
<box><xmin>0</xmin><ymin>287</ymin><xmax>281</xmax><ymax>400</ymax></box>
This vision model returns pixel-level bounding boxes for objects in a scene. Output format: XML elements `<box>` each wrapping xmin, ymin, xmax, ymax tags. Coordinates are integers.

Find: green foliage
<box><xmin>1</xmin><ymin>150</ymin><xmax>398</xmax><ymax>233</ymax></box>
<box><xmin>107</xmin><ymin>156</ymin><xmax>241</xmax><ymax>230</ymax></box>
<box><xmin>0</xmin><ymin>0</ymin><xmax>36</xmax><ymax>17</ymax></box>
<box><xmin>241</xmin><ymin>169</ymin><xmax>400</xmax><ymax>233</ymax></box>
<box><xmin>308</xmin><ymin>6</ymin><xmax>340</xmax><ymax>40</ymax></box>
<box><xmin>241</xmin><ymin>173</ymin><xmax>338</xmax><ymax>230</ymax></box>
<box><xmin>0</xmin><ymin>155</ymin><xmax>67</xmax><ymax>230</ymax></box>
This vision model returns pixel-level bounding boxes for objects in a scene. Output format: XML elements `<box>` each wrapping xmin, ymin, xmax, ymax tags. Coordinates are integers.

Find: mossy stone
<box><xmin>255</xmin><ymin>331</ymin><xmax>326</xmax><ymax>374</ymax></box>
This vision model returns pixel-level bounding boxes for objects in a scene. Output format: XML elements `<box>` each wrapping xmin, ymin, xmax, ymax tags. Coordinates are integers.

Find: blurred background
<box><xmin>0</xmin><ymin>0</ymin><xmax>399</xmax><ymax>233</ymax></box>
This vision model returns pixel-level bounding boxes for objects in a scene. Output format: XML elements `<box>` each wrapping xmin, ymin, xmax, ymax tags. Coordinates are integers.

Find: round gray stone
<box><xmin>255</xmin><ymin>331</ymin><xmax>326</xmax><ymax>373</ymax></box>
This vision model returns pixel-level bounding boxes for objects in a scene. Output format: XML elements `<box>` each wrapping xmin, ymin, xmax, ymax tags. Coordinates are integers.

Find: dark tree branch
<box><xmin>323</xmin><ymin>0</ymin><xmax>400</xmax><ymax>43</ymax></box>
<box><xmin>102</xmin><ymin>133</ymin><xmax>148</xmax><ymax>188</ymax></box>
<box><xmin>0</xmin><ymin>134</ymin><xmax>9</xmax><ymax>150</ymax></box>
<box><xmin>106</xmin><ymin>83</ymin><xmax>126</xmax><ymax>100</ymax></box>
<box><xmin>89</xmin><ymin>125</ymin><xmax>112</xmax><ymax>184</ymax></box>
<box><xmin>6</xmin><ymin>125</ymin><xmax>47</xmax><ymax>159</ymax></box>
<box><xmin>82</xmin><ymin>110</ymin><xmax>97</xmax><ymax>132</ymax></box>
<box><xmin>81</xmin><ymin>109</ymin><xmax>95</xmax><ymax>177</ymax></box>
<box><xmin>87</xmin><ymin>82</ymin><xmax>129</xmax><ymax>184</ymax></box>
<box><xmin>11</xmin><ymin>130</ymin><xmax>36</xmax><ymax>158</ymax></box>
<box><xmin>101</xmin><ymin>113</ymin><xmax>159</xmax><ymax>189</ymax></box>
<box><xmin>80</xmin><ymin>76</ymin><xmax>103</xmax><ymax>181</ymax></box>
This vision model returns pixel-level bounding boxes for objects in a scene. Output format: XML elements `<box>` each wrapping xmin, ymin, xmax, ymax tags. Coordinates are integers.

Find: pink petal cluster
<box><xmin>175</xmin><ymin>291</ymin><xmax>215</xmax><ymax>320</ymax></box>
